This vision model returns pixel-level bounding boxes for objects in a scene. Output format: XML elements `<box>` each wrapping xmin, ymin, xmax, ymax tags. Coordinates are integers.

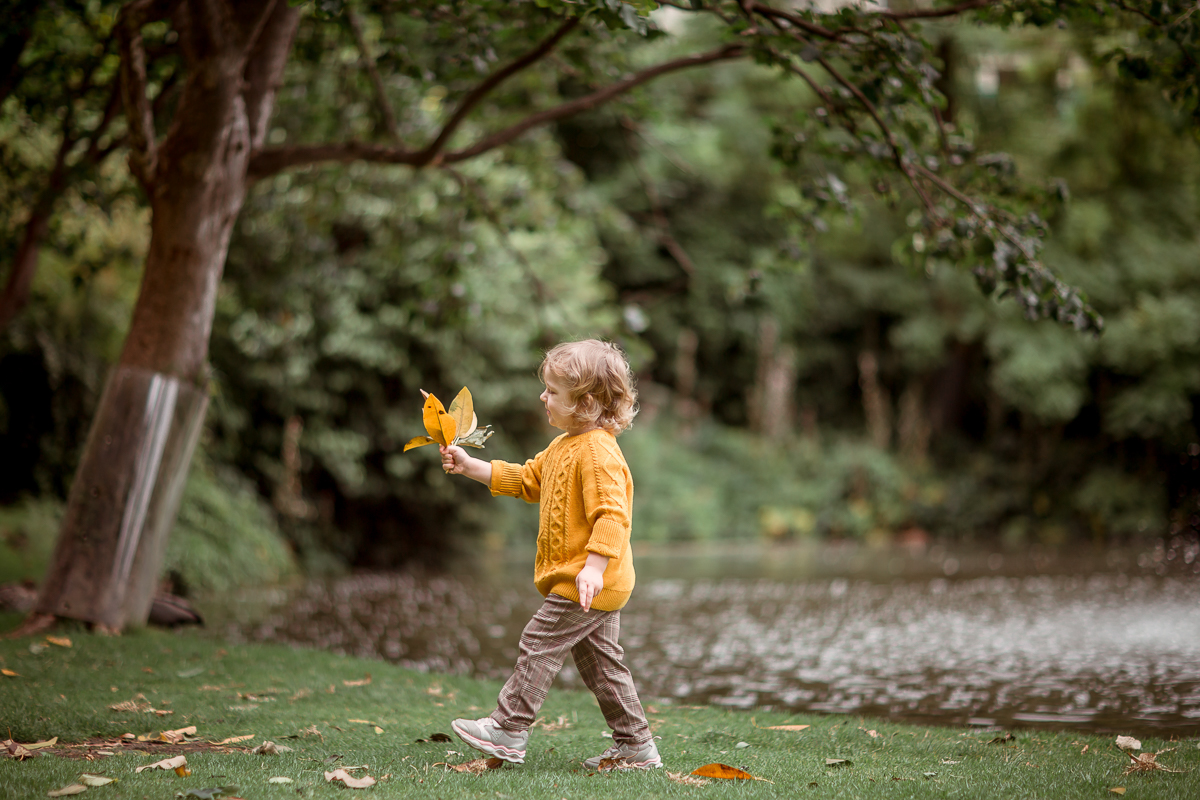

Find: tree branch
<box><xmin>418</xmin><ymin>16</ymin><xmax>580</xmax><ymax>163</ymax></box>
<box><xmin>346</xmin><ymin>4</ymin><xmax>402</xmax><ymax>143</ymax></box>
<box><xmin>443</xmin><ymin>43</ymin><xmax>746</xmax><ymax>164</ymax></box>
<box><xmin>116</xmin><ymin>0</ymin><xmax>166</xmax><ymax>191</ymax></box>
<box><xmin>877</xmin><ymin>0</ymin><xmax>997</xmax><ymax>20</ymax></box>
<box><xmin>244</xmin><ymin>0</ymin><xmax>300</xmax><ymax>150</ymax></box>
<box><xmin>249</xmin><ymin>43</ymin><xmax>746</xmax><ymax>178</ymax></box>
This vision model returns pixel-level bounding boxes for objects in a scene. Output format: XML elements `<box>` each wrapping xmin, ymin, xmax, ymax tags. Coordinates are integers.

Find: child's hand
<box><xmin>440</xmin><ymin>444</ymin><xmax>469</xmax><ymax>474</ymax></box>
<box><xmin>576</xmin><ymin>563</ymin><xmax>605</xmax><ymax>612</ymax></box>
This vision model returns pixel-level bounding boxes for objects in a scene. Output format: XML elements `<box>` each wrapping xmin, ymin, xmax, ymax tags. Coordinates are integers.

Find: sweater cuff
<box><xmin>489</xmin><ymin>460</ymin><xmax>523</xmax><ymax>497</ymax></box>
<box><xmin>587</xmin><ymin>518</ymin><xmax>628</xmax><ymax>559</ymax></box>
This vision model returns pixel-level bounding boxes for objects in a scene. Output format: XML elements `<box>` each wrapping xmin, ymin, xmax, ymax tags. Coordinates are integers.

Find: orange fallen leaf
<box><xmin>174</xmin><ymin>765</ymin><xmax>191</xmax><ymax>777</ymax></box>
<box><xmin>1</xmin><ymin>669</ymin><xmax>19</xmax><ymax>677</ymax></box>
<box><xmin>691</xmin><ymin>763</ymin><xmax>773</xmax><ymax>783</ymax></box>
<box><xmin>45</xmin><ymin>636</ymin><xmax>72</xmax><ymax>648</ymax></box>
<box><xmin>343</xmin><ymin>674</ymin><xmax>372</xmax><ymax>687</ymax></box>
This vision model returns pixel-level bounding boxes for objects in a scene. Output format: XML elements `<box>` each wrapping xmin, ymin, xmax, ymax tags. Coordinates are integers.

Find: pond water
<box><xmin>214</xmin><ymin>538</ymin><xmax>1200</xmax><ymax>737</ymax></box>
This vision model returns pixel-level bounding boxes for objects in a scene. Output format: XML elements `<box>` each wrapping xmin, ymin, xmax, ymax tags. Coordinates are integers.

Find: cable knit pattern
<box><xmin>489</xmin><ymin>429</ymin><xmax>635</xmax><ymax>611</ymax></box>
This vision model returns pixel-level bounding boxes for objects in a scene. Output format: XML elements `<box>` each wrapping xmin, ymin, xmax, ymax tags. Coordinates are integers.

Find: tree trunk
<box><xmin>34</xmin><ymin>0</ymin><xmax>299</xmax><ymax>630</ymax></box>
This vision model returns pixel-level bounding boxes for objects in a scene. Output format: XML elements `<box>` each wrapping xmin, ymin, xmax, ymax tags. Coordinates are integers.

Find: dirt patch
<box><xmin>34</xmin><ymin>738</ymin><xmax>253</xmax><ymax>762</ymax></box>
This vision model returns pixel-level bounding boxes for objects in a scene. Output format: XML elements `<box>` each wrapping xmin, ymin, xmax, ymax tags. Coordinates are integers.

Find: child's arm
<box><xmin>440</xmin><ymin>445</ymin><xmax>492</xmax><ymax>485</ymax></box>
<box><xmin>575</xmin><ymin>552</ymin><xmax>610</xmax><ymax>612</ymax></box>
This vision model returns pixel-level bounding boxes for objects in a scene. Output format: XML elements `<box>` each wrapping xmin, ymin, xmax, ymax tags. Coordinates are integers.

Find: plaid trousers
<box><xmin>490</xmin><ymin>593</ymin><xmax>652</xmax><ymax>745</ymax></box>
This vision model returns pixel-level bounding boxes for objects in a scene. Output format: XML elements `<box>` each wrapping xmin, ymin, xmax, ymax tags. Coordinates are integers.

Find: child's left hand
<box><xmin>576</xmin><ymin>563</ymin><xmax>605</xmax><ymax>612</ymax></box>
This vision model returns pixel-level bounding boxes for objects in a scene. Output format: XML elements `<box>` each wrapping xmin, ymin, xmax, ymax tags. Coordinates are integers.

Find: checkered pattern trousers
<box><xmin>489</xmin><ymin>593</ymin><xmax>652</xmax><ymax>745</ymax></box>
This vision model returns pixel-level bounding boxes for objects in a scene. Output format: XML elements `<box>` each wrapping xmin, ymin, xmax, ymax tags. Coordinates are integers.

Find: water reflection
<box><xmin>215</xmin><ymin>540</ymin><xmax>1200</xmax><ymax>736</ymax></box>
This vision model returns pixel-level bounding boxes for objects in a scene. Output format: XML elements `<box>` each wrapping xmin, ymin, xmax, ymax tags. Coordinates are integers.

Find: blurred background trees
<box><xmin>1</xmin><ymin>2</ymin><xmax>1197</xmax><ymax>596</ymax></box>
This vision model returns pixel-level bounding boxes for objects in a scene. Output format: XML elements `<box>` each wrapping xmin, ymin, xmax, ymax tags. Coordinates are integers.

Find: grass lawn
<box><xmin>1</xmin><ymin>614</ymin><xmax>1197</xmax><ymax>799</ymax></box>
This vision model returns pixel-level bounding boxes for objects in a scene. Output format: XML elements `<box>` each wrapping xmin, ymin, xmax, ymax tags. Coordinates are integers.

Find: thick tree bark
<box><xmin>34</xmin><ymin>0</ymin><xmax>300</xmax><ymax>630</ymax></box>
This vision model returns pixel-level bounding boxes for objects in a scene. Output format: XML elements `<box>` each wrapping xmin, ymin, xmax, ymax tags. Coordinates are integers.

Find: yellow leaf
<box><xmin>342</xmin><ymin>674</ymin><xmax>372</xmax><ymax>686</ymax></box>
<box><xmin>422</xmin><ymin>393</ymin><xmax>456</xmax><ymax>446</ymax></box>
<box><xmin>47</xmin><ymin>784</ymin><xmax>86</xmax><ymax>797</ymax></box>
<box><xmin>174</xmin><ymin>765</ymin><xmax>191</xmax><ymax>777</ymax></box>
<box><xmin>79</xmin><ymin>774</ymin><xmax>116</xmax><ymax>787</ymax></box>
<box><xmin>1110</xmin><ymin>789</ymin><xmax>1126</xmax><ymax>795</ymax></box>
<box><xmin>691</xmin><ymin>763</ymin><xmax>772</xmax><ymax>783</ymax></box>
<box><xmin>45</xmin><ymin>636</ymin><xmax>72</xmax><ymax>648</ymax></box>
<box><xmin>374</xmin><ymin>726</ymin><xmax>384</xmax><ymax>735</ymax></box>
<box><xmin>1</xmin><ymin>669</ymin><xmax>19</xmax><ymax>677</ymax></box>
<box><xmin>403</xmin><ymin>436</ymin><xmax>437</xmax><ymax>452</ymax></box>
<box><xmin>24</xmin><ymin>737</ymin><xmax>58</xmax><ymax>750</ymax></box>
<box><xmin>447</xmin><ymin>387</ymin><xmax>475</xmax><ymax>438</ymax></box>
<box><xmin>766</xmin><ymin>724</ymin><xmax>810</xmax><ymax>731</ymax></box>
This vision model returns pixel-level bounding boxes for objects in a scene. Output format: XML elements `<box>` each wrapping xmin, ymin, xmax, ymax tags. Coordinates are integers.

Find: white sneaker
<box><xmin>450</xmin><ymin>717</ymin><xmax>528</xmax><ymax>764</ymax></box>
<box><xmin>583</xmin><ymin>738</ymin><xmax>663</xmax><ymax>770</ymax></box>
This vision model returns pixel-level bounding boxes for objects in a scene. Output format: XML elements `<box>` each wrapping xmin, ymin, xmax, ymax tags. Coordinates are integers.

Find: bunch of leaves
<box><xmin>404</xmin><ymin>388</ymin><xmax>494</xmax><ymax>452</ymax></box>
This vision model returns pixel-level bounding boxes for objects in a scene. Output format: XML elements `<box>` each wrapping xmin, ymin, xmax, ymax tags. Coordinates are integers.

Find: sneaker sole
<box><xmin>450</xmin><ymin>720</ymin><xmax>525</xmax><ymax>764</ymax></box>
<box><xmin>586</xmin><ymin>757</ymin><xmax>664</xmax><ymax>770</ymax></box>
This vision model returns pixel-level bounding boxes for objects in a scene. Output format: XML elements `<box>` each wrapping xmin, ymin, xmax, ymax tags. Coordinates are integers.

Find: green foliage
<box><xmin>165</xmin><ymin>458</ymin><xmax>299</xmax><ymax>595</ymax></box>
<box><xmin>0</xmin><ymin>497</ymin><xmax>61</xmax><ymax>584</ymax></box>
<box><xmin>622</xmin><ymin>419</ymin><xmax>931</xmax><ymax>543</ymax></box>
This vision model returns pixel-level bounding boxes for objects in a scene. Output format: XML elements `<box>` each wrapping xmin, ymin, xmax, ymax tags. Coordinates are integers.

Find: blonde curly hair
<box><xmin>540</xmin><ymin>339</ymin><xmax>638</xmax><ymax>434</ymax></box>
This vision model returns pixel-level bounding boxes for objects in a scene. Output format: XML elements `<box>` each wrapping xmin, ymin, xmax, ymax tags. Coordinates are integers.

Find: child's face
<box><xmin>540</xmin><ymin>372</ymin><xmax>578</xmax><ymax>433</ymax></box>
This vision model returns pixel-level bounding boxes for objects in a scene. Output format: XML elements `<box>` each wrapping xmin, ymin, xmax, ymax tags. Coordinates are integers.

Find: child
<box><xmin>438</xmin><ymin>339</ymin><xmax>661</xmax><ymax>770</ymax></box>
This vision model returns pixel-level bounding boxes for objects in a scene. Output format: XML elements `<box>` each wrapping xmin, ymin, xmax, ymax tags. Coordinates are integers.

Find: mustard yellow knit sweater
<box><xmin>489</xmin><ymin>428</ymin><xmax>635</xmax><ymax>611</ymax></box>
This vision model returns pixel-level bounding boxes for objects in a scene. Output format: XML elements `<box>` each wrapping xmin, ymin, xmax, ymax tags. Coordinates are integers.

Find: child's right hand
<box><xmin>440</xmin><ymin>444</ymin><xmax>468</xmax><ymax>474</ymax></box>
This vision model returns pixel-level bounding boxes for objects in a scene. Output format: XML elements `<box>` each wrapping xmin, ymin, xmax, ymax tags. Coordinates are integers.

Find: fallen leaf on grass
<box><xmin>435</xmin><ymin>757</ymin><xmax>504</xmax><ymax>774</ymax></box>
<box><xmin>268</xmin><ymin>777</ymin><xmax>292</xmax><ymax>784</ymax></box>
<box><xmin>859</xmin><ymin>728</ymin><xmax>881</xmax><ymax>738</ymax></box>
<box><xmin>45</xmin><ymin>636</ymin><xmax>72</xmax><ymax>648</ymax></box>
<box><xmin>23</xmin><ymin>737</ymin><xmax>58</xmax><ymax>750</ymax></box>
<box><xmin>752</xmin><ymin>717</ymin><xmax>809</xmax><ymax>732</ymax></box>
<box><xmin>6</xmin><ymin>743</ymin><xmax>34</xmax><ymax>760</ymax></box>
<box><xmin>987</xmin><ymin>733</ymin><xmax>1015</xmax><ymax>744</ymax></box>
<box><xmin>1120</xmin><ymin>747</ymin><xmax>1187</xmax><ymax>775</ymax></box>
<box><xmin>209</xmin><ymin>735</ymin><xmax>255</xmax><ymax>745</ymax></box>
<box><xmin>47</xmin><ymin>784</ymin><xmax>86</xmax><ymax>797</ymax></box>
<box><xmin>1</xmin><ymin>668</ymin><xmax>19</xmax><ymax>677</ymax></box>
<box><xmin>1115</xmin><ymin>736</ymin><xmax>1142</xmax><ymax>752</ymax></box>
<box><xmin>176</xmin><ymin>667</ymin><xmax>206</xmax><ymax>679</ymax></box>
<box><xmin>666</xmin><ymin>771</ymin><xmax>710</xmax><ymax>786</ymax></box>
<box><xmin>135</xmin><ymin>755</ymin><xmax>187</xmax><ymax>773</ymax></box>
<box><xmin>1110</xmin><ymin>789</ymin><xmax>1125</xmax><ymax>795</ymax></box>
<box><xmin>79</xmin><ymin>774</ymin><xmax>115</xmax><ymax>786</ymax></box>
<box><xmin>324</xmin><ymin>769</ymin><xmax>376</xmax><ymax>788</ymax></box>
<box><xmin>691</xmin><ymin>763</ymin><xmax>773</xmax><ymax>783</ymax></box>
<box><xmin>825</xmin><ymin>758</ymin><xmax>852</xmax><ymax>767</ymax></box>
<box><xmin>160</xmin><ymin>725</ymin><xmax>197</xmax><ymax>744</ymax></box>
<box><xmin>343</xmin><ymin>674</ymin><xmax>372</xmax><ymax>687</ymax></box>
<box><xmin>251</xmin><ymin>740</ymin><xmax>293</xmax><ymax>755</ymax></box>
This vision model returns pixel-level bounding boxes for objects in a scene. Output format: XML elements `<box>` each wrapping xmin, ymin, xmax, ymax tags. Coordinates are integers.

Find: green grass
<box><xmin>1</xmin><ymin>623</ymin><xmax>1198</xmax><ymax>799</ymax></box>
